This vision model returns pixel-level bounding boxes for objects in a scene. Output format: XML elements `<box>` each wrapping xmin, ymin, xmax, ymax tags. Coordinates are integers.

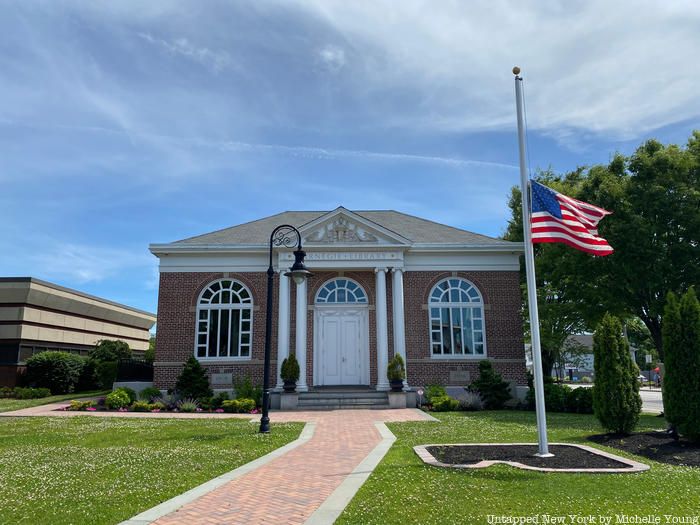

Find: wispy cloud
<box><xmin>138</xmin><ymin>32</ymin><xmax>233</xmax><ymax>73</ymax></box>
<box><xmin>317</xmin><ymin>45</ymin><xmax>346</xmax><ymax>73</ymax></box>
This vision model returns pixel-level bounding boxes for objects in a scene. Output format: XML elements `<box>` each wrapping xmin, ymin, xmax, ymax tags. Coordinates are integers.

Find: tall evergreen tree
<box><xmin>662</xmin><ymin>292</ymin><xmax>684</xmax><ymax>430</ymax></box>
<box><xmin>664</xmin><ymin>288</ymin><xmax>700</xmax><ymax>441</ymax></box>
<box><xmin>592</xmin><ymin>314</ymin><xmax>642</xmax><ymax>434</ymax></box>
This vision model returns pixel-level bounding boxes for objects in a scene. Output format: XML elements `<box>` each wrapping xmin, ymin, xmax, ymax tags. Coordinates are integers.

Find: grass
<box><xmin>337</xmin><ymin>411</ymin><xmax>700</xmax><ymax>524</ymax></box>
<box><xmin>0</xmin><ymin>416</ymin><xmax>303</xmax><ymax>525</ymax></box>
<box><xmin>0</xmin><ymin>390</ymin><xmax>110</xmax><ymax>413</ymax></box>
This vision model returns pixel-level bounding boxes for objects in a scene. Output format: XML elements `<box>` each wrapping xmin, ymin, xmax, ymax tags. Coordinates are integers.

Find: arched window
<box><xmin>196</xmin><ymin>279</ymin><xmax>253</xmax><ymax>359</ymax></box>
<box><xmin>429</xmin><ymin>278</ymin><xmax>485</xmax><ymax>357</ymax></box>
<box><xmin>315</xmin><ymin>278</ymin><xmax>368</xmax><ymax>304</ymax></box>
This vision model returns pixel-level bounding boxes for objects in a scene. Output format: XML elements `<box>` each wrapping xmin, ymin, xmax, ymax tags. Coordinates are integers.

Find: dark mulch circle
<box><xmin>588</xmin><ymin>431</ymin><xmax>700</xmax><ymax>467</ymax></box>
<box><xmin>426</xmin><ymin>444</ymin><xmax>632</xmax><ymax>469</ymax></box>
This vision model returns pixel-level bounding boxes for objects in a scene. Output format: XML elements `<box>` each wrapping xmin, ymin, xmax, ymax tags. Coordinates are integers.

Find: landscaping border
<box><xmin>414</xmin><ymin>442</ymin><xmax>650</xmax><ymax>473</ymax></box>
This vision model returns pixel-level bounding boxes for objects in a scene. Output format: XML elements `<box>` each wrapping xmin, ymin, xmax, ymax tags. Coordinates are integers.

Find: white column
<box><xmin>275</xmin><ymin>272</ymin><xmax>290</xmax><ymax>390</ymax></box>
<box><xmin>295</xmin><ymin>279</ymin><xmax>308</xmax><ymax>392</ymax></box>
<box><xmin>375</xmin><ymin>267</ymin><xmax>390</xmax><ymax>391</ymax></box>
<box><xmin>391</xmin><ymin>268</ymin><xmax>409</xmax><ymax>389</ymax></box>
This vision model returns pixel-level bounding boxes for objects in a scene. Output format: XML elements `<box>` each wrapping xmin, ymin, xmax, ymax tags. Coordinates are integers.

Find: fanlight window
<box><xmin>316</xmin><ymin>278</ymin><xmax>368</xmax><ymax>304</ymax></box>
<box><xmin>429</xmin><ymin>278</ymin><xmax>485</xmax><ymax>356</ymax></box>
<box><xmin>196</xmin><ymin>280</ymin><xmax>253</xmax><ymax>359</ymax></box>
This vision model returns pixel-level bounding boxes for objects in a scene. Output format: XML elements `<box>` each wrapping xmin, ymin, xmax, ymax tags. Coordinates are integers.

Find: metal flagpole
<box><xmin>513</xmin><ymin>66</ymin><xmax>552</xmax><ymax>457</ymax></box>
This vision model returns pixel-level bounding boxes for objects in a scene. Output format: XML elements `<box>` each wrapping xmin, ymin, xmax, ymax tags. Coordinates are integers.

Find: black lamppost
<box><xmin>260</xmin><ymin>225</ymin><xmax>311</xmax><ymax>433</ymax></box>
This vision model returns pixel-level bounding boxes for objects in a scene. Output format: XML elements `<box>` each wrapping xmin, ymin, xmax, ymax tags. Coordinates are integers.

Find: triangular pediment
<box><xmin>299</xmin><ymin>207</ymin><xmax>411</xmax><ymax>246</ymax></box>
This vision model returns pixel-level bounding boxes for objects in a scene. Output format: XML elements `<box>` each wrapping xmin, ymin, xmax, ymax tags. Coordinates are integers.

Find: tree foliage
<box><xmin>592</xmin><ymin>314</ymin><xmax>642</xmax><ymax>434</ymax></box>
<box><xmin>89</xmin><ymin>340</ymin><xmax>131</xmax><ymax>362</ymax></box>
<box><xmin>505</xmin><ymin>132</ymin><xmax>700</xmax><ymax>360</ymax></box>
<box><xmin>663</xmin><ymin>288</ymin><xmax>700</xmax><ymax>441</ymax></box>
<box><xmin>174</xmin><ymin>357</ymin><xmax>212</xmax><ymax>401</ymax></box>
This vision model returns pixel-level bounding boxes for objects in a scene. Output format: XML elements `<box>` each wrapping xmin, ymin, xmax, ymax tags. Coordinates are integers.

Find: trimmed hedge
<box><xmin>25</xmin><ymin>352</ymin><xmax>85</xmax><ymax>394</ymax></box>
<box><xmin>222</xmin><ymin>398</ymin><xmax>256</xmax><ymax>413</ymax></box>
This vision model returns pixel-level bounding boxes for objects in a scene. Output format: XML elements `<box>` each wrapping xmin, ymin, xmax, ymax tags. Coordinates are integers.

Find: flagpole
<box><xmin>513</xmin><ymin>66</ymin><xmax>552</xmax><ymax>457</ymax></box>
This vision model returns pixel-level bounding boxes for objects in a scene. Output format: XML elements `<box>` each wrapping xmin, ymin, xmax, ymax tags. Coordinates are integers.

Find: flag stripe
<box><xmin>533</xmin><ymin>235</ymin><xmax>614</xmax><ymax>255</ymax></box>
<box><xmin>532</xmin><ymin>226</ymin><xmax>612</xmax><ymax>245</ymax></box>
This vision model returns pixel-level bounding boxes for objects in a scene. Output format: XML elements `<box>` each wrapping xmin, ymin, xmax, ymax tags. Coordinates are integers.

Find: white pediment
<box><xmin>299</xmin><ymin>208</ymin><xmax>410</xmax><ymax>246</ymax></box>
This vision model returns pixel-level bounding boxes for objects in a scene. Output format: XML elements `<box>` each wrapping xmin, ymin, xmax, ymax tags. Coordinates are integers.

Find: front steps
<box><xmin>297</xmin><ymin>390</ymin><xmax>389</xmax><ymax>410</ymax></box>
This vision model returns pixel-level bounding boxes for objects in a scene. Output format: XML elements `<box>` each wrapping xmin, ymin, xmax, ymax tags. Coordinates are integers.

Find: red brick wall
<box><xmin>154</xmin><ymin>272</ymin><xmax>276</xmax><ymax>389</ymax></box>
<box><xmin>403</xmin><ymin>271</ymin><xmax>527</xmax><ymax>386</ymax></box>
<box><xmin>154</xmin><ymin>269</ymin><xmax>526</xmax><ymax>389</ymax></box>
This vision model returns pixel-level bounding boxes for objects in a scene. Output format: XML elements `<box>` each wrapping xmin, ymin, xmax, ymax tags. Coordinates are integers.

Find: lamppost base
<box><xmin>259</xmin><ymin>416</ymin><xmax>270</xmax><ymax>434</ymax></box>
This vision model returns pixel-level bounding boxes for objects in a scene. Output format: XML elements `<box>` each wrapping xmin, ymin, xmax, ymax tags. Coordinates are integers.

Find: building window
<box><xmin>316</xmin><ymin>278</ymin><xmax>368</xmax><ymax>304</ymax></box>
<box><xmin>196</xmin><ymin>279</ymin><xmax>253</xmax><ymax>359</ymax></box>
<box><xmin>428</xmin><ymin>278</ymin><xmax>485</xmax><ymax>357</ymax></box>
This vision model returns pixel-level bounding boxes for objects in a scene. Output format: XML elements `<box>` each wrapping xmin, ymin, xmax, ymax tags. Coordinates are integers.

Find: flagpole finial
<box><xmin>512</xmin><ymin>66</ymin><xmax>521</xmax><ymax>75</ymax></box>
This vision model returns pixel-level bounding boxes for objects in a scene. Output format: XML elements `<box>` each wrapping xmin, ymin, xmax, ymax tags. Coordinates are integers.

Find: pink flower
<box><xmin>118</xmin><ymin>407</ymin><xmax>128</xmax><ymax>412</ymax></box>
<box><xmin>250</xmin><ymin>408</ymin><xmax>259</xmax><ymax>414</ymax></box>
<box><xmin>196</xmin><ymin>408</ymin><xmax>203</xmax><ymax>412</ymax></box>
<box><xmin>86</xmin><ymin>407</ymin><xmax>97</xmax><ymax>411</ymax></box>
<box><xmin>151</xmin><ymin>408</ymin><xmax>161</xmax><ymax>413</ymax></box>
<box><xmin>215</xmin><ymin>408</ymin><xmax>224</xmax><ymax>413</ymax></box>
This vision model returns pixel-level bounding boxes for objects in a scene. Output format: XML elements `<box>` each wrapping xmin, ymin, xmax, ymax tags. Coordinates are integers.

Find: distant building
<box><xmin>0</xmin><ymin>278</ymin><xmax>156</xmax><ymax>387</ymax></box>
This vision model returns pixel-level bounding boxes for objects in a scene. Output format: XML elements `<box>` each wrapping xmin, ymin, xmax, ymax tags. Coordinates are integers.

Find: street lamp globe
<box><xmin>284</xmin><ymin>249</ymin><xmax>312</xmax><ymax>285</ymax></box>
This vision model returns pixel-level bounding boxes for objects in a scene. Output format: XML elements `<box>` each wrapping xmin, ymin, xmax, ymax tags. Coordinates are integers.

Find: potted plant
<box><xmin>387</xmin><ymin>354</ymin><xmax>406</xmax><ymax>392</ymax></box>
<box><xmin>281</xmin><ymin>354</ymin><xmax>300</xmax><ymax>393</ymax></box>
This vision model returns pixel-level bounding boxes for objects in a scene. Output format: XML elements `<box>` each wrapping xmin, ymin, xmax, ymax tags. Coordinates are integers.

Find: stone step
<box><xmin>294</xmin><ymin>404</ymin><xmax>391</xmax><ymax>410</ymax></box>
<box><xmin>297</xmin><ymin>391</ymin><xmax>389</xmax><ymax>410</ymax></box>
<box><xmin>299</xmin><ymin>392</ymin><xmax>387</xmax><ymax>400</ymax></box>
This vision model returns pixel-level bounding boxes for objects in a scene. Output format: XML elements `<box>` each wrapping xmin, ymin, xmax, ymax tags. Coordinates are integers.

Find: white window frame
<box><xmin>428</xmin><ymin>277</ymin><xmax>486</xmax><ymax>359</ymax></box>
<box><xmin>195</xmin><ymin>279</ymin><xmax>253</xmax><ymax>361</ymax></box>
<box><xmin>315</xmin><ymin>277</ymin><xmax>368</xmax><ymax>305</ymax></box>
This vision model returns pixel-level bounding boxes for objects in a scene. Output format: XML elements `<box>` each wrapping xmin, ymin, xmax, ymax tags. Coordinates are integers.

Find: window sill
<box><xmin>430</xmin><ymin>355</ymin><xmax>487</xmax><ymax>360</ymax></box>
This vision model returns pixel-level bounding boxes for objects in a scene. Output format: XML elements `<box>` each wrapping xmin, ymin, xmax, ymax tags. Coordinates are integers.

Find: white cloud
<box><xmin>138</xmin><ymin>32</ymin><xmax>233</xmax><ymax>73</ymax></box>
<box><xmin>290</xmin><ymin>0</ymin><xmax>700</xmax><ymax>141</ymax></box>
<box><xmin>317</xmin><ymin>45</ymin><xmax>346</xmax><ymax>72</ymax></box>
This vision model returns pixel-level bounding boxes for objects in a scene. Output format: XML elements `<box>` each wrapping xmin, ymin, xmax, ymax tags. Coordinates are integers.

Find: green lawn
<box><xmin>0</xmin><ymin>390</ymin><xmax>109</xmax><ymax>413</ymax></box>
<box><xmin>338</xmin><ymin>411</ymin><xmax>700</xmax><ymax>524</ymax></box>
<box><xmin>0</xmin><ymin>416</ymin><xmax>302</xmax><ymax>525</ymax></box>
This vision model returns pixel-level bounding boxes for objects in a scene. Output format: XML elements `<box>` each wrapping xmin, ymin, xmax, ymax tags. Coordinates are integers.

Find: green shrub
<box><xmin>386</xmin><ymin>354</ymin><xmax>406</xmax><ymax>381</ymax></box>
<box><xmin>593</xmin><ymin>314</ymin><xmax>642</xmax><ymax>434</ymax></box>
<box><xmin>175</xmin><ymin>357</ymin><xmax>212</xmax><ymax>401</ymax></box>
<box><xmin>139</xmin><ymin>386</ymin><xmax>162</xmax><ymax>402</ymax></box>
<box><xmin>149</xmin><ymin>401</ymin><xmax>165</xmax><ymax>411</ymax></box>
<box><xmin>68</xmin><ymin>399</ymin><xmax>95</xmax><ymax>411</ymax></box>
<box><xmin>96</xmin><ymin>361</ymin><xmax>118</xmax><ymax>389</ymax></box>
<box><xmin>13</xmin><ymin>387</ymin><xmax>51</xmax><ymax>399</ymax></box>
<box><xmin>105</xmin><ymin>389</ymin><xmax>131</xmax><ymax>409</ymax></box>
<box><xmin>0</xmin><ymin>387</ymin><xmax>13</xmax><ymax>398</ymax></box>
<box><xmin>131</xmin><ymin>401</ymin><xmax>152</xmax><ymax>412</ymax></box>
<box><xmin>234</xmin><ymin>377</ymin><xmax>262</xmax><ymax>407</ymax></box>
<box><xmin>222</xmin><ymin>398</ymin><xmax>256</xmax><ymax>413</ymax></box>
<box><xmin>281</xmin><ymin>355</ymin><xmax>300</xmax><ymax>383</ymax></box>
<box><xmin>77</xmin><ymin>358</ymin><xmax>99</xmax><ymax>391</ymax></box>
<box><xmin>580</xmin><ymin>376</ymin><xmax>593</xmax><ymax>384</ymax></box>
<box><xmin>663</xmin><ymin>288</ymin><xmax>700</xmax><ymax>441</ymax></box>
<box><xmin>177</xmin><ymin>398</ymin><xmax>199</xmax><ymax>412</ymax></box>
<box><xmin>89</xmin><ymin>340</ymin><xmax>131</xmax><ymax>362</ymax></box>
<box><xmin>25</xmin><ymin>351</ymin><xmax>84</xmax><ymax>394</ymax></box>
<box><xmin>457</xmin><ymin>391</ymin><xmax>483</xmax><ymax>411</ymax></box>
<box><xmin>115</xmin><ymin>387</ymin><xmax>137</xmax><ymax>404</ymax></box>
<box><xmin>424</xmin><ymin>385</ymin><xmax>447</xmax><ymax>404</ymax></box>
<box><xmin>431</xmin><ymin>396</ymin><xmax>459</xmax><ymax>412</ymax></box>
<box><xmin>566</xmin><ymin>387</ymin><xmax>594</xmax><ymax>414</ymax></box>
<box><xmin>211</xmin><ymin>392</ymin><xmax>229</xmax><ymax>409</ymax></box>
<box><xmin>525</xmin><ymin>382</ymin><xmax>576</xmax><ymax>413</ymax></box>
<box><xmin>469</xmin><ymin>360</ymin><xmax>511</xmax><ymax>409</ymax></box>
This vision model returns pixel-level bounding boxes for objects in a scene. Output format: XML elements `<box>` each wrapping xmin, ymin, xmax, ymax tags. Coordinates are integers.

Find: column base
<box><xmin>375</xmin><ymin>382</ymin><xmax>390</xmax><ymax>391</ymax></box>
<box><xmin>296</xmin><ymin>384</ymin><xmax>309</xmax><ymax>393</ymax></box>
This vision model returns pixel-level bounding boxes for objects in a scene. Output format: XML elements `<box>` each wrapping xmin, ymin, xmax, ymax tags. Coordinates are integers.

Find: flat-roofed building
<box><xmin>0</xmin><ymin>277</ymin><xmax>156</xmax><ymax>386</ymax></box>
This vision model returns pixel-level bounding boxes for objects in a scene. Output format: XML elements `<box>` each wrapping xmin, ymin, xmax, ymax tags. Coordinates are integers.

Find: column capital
<box><xmin>391</xmin><ymin>267</ymin><xmax>404</xmax><ymax>274</ymax></box>
<box><xmin>374</xmin><ymin>267</ymin><xmax>388</xmax><ymax>274</ymax></box>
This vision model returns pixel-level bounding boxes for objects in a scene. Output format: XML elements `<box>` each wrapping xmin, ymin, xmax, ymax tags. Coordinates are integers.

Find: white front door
<box><xmin>315</xmin><ymin>308</ymin><xmax>368</xmax><ymax>386</ymax></box>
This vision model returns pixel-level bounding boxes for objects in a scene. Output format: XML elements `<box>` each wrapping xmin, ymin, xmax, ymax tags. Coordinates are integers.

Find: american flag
<box><xmin>530</xmin><ymin>180</ymin><xmax>614</xmax><ymax>256</ymax></box>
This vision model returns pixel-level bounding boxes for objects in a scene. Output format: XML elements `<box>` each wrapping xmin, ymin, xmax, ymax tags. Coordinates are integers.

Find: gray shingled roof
<box><xmin>173</xmin><ymin>209</ymin><xmax>513</xmax><ymax>246</ymax></box>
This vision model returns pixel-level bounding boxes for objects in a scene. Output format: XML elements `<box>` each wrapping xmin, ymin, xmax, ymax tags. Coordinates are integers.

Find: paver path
<box><xmin>150</xmin><ymin>409</ymin><xmax>428</xmax><ymax>525</ymax></box>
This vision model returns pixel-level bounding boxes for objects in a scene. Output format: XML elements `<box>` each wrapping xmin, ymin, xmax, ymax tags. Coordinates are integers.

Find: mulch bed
<box><xmin>426</xmin><ymin>444</ymin><xmax>633</xmax><ymax>469</ymax></box>
<box><xmin>588</xmin><ymin>431</ymin><xmax>700</xmax><ymax>467</ymax></box>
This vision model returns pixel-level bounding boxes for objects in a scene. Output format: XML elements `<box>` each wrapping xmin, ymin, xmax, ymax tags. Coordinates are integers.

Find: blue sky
<box><xmin>2</xmin><ymin>1</ymin><xmax>699</xmax><ymax>315</ymax></box>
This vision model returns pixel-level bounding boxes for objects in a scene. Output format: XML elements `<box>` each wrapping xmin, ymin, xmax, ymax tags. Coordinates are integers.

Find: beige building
<box><xmin>0</xmin><ymin>277</ymin><xmax>156</xmax><ymax>386</ymax></box>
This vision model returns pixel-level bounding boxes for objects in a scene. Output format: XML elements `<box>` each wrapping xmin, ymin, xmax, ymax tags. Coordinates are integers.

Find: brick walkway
<box><xmin>149</xmin><ymin>409</ymin><xmax>428</xmax><ymax>525</ymax></box>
